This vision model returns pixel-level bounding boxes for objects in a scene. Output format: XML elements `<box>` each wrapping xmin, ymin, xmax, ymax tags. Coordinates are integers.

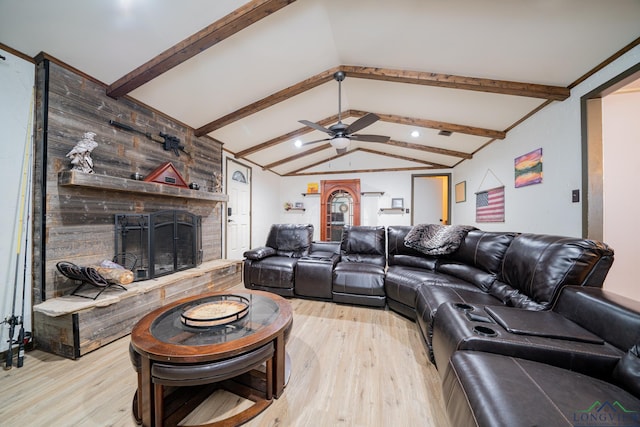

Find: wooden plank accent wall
<box><xmin>33</xmin><ymin>58</ymin><xmax>225</xmax><ymax>303</ymax></box>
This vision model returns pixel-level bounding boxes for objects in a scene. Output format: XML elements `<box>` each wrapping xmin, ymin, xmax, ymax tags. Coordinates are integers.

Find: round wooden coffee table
<box><xmin>130</xmin><ymin>290</ymin><xmax>293</xmax><ymax>426</ymax></box>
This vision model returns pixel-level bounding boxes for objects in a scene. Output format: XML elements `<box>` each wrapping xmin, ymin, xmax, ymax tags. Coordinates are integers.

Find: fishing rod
<box><xmin>16</xmin><ymin>149</ymin><xmax>33</xmax><ymax>368</ymax></box>
<box><xmin>4</xmin><ymin>135</ymin><xmax>31</xmax><ymax>370</ymax></box>
<box><xmin>4</xmin><ymin>92</ymin><xmax>33</xmax><ymax>370</ymax></box>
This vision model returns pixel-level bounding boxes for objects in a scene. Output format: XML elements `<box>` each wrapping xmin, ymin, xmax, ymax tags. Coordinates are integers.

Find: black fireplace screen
<box><xmin>114</xmin><ymin>210</ymin><xmax>202</xmax><ymax>281</ymax></box>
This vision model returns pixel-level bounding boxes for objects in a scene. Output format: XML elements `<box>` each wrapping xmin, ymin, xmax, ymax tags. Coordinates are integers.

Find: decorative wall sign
<box><xmin>455</xmin><ymin>181</ymin><xmax>466</xmax><ymax>203</ymax></box>
<box><xmin>307</xmin><ymin>182</ymin><xmax>319</xmax><ymax>193</ymax></box>
<box><xmin>515</xmin><ymin>148</ymin><xmax>543</xmax><ymax>188</ymax></box>
<box><xmin>476</xmin><ymin>186</ymin><xmax>505</xmax><ymax>222</ymax></box>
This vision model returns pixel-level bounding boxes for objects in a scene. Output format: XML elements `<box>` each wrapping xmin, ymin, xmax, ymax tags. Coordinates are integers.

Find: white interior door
<box><xmin>413</xmin><ymin>175</ymin><xmax>449</xmax><ymax>225</ymax></box>
<box><xmin>226</xmin><ymin>160</ymin><xmax>251</xmax><ymax>260</ymax></box>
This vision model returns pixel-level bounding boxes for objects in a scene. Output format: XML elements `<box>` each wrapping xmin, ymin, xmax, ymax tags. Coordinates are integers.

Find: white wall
<box><xmin>602</xmin><ymin>89</ymin><xmax>640</xmax><ymax>300</ymax></box>
<box><xmin>278</xmin><ymin>170</ymin><xmax>440</xmax><ymax>241</ymax></box>
<box><xmin>452</xmin><ymin>46</ymin><xmax>640</xmax><ymax>237</ymax></box>
<box><xmin>250</xmin><ymin>163</ymin><xmax>282</xmax><ymax>248</ymax></box>
<box><xmin>0</xmin><ymin>49</ymin><xmax>35</xmax><ymax>353</ymax></box>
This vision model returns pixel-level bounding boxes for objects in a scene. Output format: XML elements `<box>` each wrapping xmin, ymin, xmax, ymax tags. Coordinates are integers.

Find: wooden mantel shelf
<box><xmin>58</xmin><ymin>170</ymin><xmax>228</xmax><ymax>203</ymax></box>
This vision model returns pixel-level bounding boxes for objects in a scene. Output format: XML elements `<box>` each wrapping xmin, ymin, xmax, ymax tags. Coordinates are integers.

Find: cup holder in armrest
<box><xmin>473</xmin><ymin>325</ymin><xmax>498</xmax><ymax>337</ymax></box>
<box><xmin>454</xmin><ymin>303</ymin><xmax>474</xmax><ymax>311</ymax></box>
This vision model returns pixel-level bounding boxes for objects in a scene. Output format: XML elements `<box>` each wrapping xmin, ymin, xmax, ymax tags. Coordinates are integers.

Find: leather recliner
<box><xmin>432</xmin><ymin>285</ymin><xmax>640</xmax><ymax>380</ymax></box>
<box><xmin>243</xmin><ymin>224</ymin><xmax>314</xmax><ymax>296</ymax></box>
<box><xmin>332</xmin><ymin>225</ymin><xmax>386</xmax><ymax>307</ymax></box>
<box><xmin>440</xmin><ymin>287</ymin><xmax>640</xmax><ymax>427</ymax></box>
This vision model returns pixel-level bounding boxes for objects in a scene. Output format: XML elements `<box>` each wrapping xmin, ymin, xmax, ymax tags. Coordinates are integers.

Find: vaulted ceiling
<box><xmin>2</xmin><ymin>0</ymin><xmax>639</xmax><ymax>176</ymax></box>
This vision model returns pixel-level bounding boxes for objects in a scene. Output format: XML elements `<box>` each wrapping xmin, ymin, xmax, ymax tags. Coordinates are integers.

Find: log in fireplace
<box><xmin>114</xmin><ymin>210</ymin><xmax>202</xmax><ymax>281</ymax></box>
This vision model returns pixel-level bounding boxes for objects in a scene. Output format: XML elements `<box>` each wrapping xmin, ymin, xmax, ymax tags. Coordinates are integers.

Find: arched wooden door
<box><xmin>320</xmin><ymin>179</ymin><xmax>361</xmax><ymax>241</ymax></box>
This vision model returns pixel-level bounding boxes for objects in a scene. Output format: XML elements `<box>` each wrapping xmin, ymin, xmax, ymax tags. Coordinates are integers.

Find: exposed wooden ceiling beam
<box><xmin>234</xmin><ymin>112</ymin><xmax>344</xmax><ymax>158</ymax></box>
<box><xmin>341</xmin><ymin>65</ymin><xmax>570</xmax><ymax>101</ymax></box>
<box><xmin>350</xmin><ymin>109</ymin><xmax>505</xmax><ymax>140</ymax></box>
<box><xmin>260</xmin><ymin>138</ymin><xmax>459</xmax><ymax>173</ymax></box>
<box><xmin>385</xmin><ymin>139</ymin><xmax>472</xmax><ymax>159</ymax></box>
<box><xmin>196</xmin><ymin>65</ymin><xmax>566</xmax><ymax>137</ymax></box>
<box><xmin>196</xmin><ymin>66</ymin><xmax>340</xmax><ymax>136</ymax></box>
<box><xmin>287</xmin><ymin>164</ymin><xmax>435</xmax><ymax>176</ymax></box>
<box><xmin>235</xmin><ymin>109</ymin><xmax>486</xmax><ymax>159</ymax></box>
<box><xmin>282</xmin><ymin>144</ymin><xmax>455</xmax><ymax>176</ymax></box>
<box><xmin>358</xmin><ymin>147</ymin><xmax>450</xmax><ymax>168</ymax></box>
<box><xmin>106</xmin><ymin>0</ymin><xmax>297</xmax><ymax>98</ymax></box>
<box><xmin>262</xmin><ymin>143</ymin><xmax>332</xmax><ymax>170</ymax></box>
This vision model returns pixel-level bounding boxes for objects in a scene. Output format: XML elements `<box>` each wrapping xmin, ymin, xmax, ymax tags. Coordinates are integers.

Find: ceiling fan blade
<box><xmin>346</xmin><ymin>113</ymin><xmax>380</xmax><ymax>134</ymax></box>
<box><xmin>299</xmin><ymin>120</ymin><xmax>333</xmax><ymax>135</ymax></box>
<box><xmin>302</xmin><ymin>137</ymin><xmax>332</xmax><ymax>146</ymax></box>
<box><xmin>349</xmin><ymin>134</ymin><xmax>390</xmax><ymax>143</ymax></box>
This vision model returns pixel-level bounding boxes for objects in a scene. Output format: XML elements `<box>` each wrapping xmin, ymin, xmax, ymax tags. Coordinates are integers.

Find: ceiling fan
<box><xmin>298</xmin><ymin>71</ymin><xmax>390</xmax><ymax>154</ymax></box>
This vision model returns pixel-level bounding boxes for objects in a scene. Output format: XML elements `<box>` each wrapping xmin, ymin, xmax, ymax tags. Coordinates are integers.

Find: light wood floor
<box><xmin>0</xmin><ymin>286</ymin><xmax>450</xmax><ymax>427</ymax></box>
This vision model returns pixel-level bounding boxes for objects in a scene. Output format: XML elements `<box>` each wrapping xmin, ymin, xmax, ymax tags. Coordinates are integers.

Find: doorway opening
<box><xmin>411</xmin><ymin>174</ymin><xmax>451</xmax><ymax>225</ymax></box>
<box><xmin>582</xmin><ymin>62</ymin><xmax>640</xmax><ymax>300</ymax></box>
<box><xmin>320</xmin><ymin>179</ymin><xmax>361</xmax><ymax>241</ymax></box>
<box><xmin>582</xmin><ymin>62</ymin><xmax>640</xmax><ymax>240</ymax></box>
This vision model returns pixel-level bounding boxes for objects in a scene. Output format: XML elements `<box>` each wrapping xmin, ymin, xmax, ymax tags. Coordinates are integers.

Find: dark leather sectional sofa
<box><xmin>385</xmin><ymin>226</ymin><xmax>615</xmax><ymax>361</ymax></box>
<box><xmin>244</xmin><ymin>224</ymin><xmax>386</xmax><ymax>306</ymax></box>
<box><xmin>244</xmin><ymin>223</ymin><xmax>640</xmax><ymax>426</ymax></box>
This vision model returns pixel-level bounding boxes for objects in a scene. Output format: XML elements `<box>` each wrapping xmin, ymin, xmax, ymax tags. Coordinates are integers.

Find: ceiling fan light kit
<box><xmin>299</xmin><ymin>72</ymin><xmax>390</xmax><ymax>154</ymax></box>
<box><xmin>331</xmin><ymin>137</ymin><xmax>350</xmax><ymax>150</ymax></box>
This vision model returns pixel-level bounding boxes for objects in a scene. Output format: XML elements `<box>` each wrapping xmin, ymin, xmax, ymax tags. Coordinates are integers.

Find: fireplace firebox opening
<box><xmin>114</xmin><ymin>210</ymin><xmax>202</xmax><ymax>281</ymax></box>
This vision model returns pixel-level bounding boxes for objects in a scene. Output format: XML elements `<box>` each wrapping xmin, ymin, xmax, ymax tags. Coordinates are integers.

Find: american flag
<box><xmin>476</xmin><ymin>186</ymin><xmax>505</xmax><ymax>222</ymax></box>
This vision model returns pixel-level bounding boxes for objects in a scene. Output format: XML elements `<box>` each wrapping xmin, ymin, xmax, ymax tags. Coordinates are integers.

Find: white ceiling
<box><xmin>2</xmin><ymin>0</ymin><xmax>639</xmax><ymax>175</ymax></box>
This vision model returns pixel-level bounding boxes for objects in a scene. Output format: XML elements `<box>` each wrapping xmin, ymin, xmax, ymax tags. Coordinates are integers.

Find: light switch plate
<box><xmin>572</xmin><ymin>189</ymin><xmax>580</xmax><ymax>203</ymax></box>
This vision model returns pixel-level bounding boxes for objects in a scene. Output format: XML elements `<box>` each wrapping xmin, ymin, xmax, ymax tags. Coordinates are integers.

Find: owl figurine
<box><xmin>66</xmin><ymin>131</ymin><xmax>98</xmax><ymax>173</ymax></box>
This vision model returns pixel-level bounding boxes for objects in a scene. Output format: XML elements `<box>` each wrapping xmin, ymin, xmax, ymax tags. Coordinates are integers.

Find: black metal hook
<box><xmin>0</xmin><ymin>55</ymin><xmax>6</xmax><ymax>60</ymax></box>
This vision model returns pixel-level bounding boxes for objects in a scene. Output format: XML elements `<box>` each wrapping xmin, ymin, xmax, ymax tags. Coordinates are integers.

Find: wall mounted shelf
<box><xmin>379</xmin><ymin>208</ymin><xmax>405</xmax><ymax>214</ymax></box>
<box><xmin>58</xmin><ymin>171</ymin><xmax>228</xmax><ymax>203</ymax></box>
<box><xmin>285</xmin><ymin>207</ymin><xmax>306</xmax><ymax>212</ymax></box>
<box><xmin>361</xmin><ymin>191</ymin><xmax>385</xmax><ymax>196</ymax></box>
<box><xmin>301</xmin><ymin>193</ymin><xmax>320</xmax><ymax>197</ymax></box>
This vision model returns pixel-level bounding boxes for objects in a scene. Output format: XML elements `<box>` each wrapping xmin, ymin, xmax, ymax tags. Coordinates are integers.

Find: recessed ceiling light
<box><xmin>411</xmin><ymin>130</ymin><xmax>420</xmax><ymax>138</ymax></box>
<box><xmin>294</xmin><ymin>139</ymin><xmax>302</xmax><ymax>148</ymax></box>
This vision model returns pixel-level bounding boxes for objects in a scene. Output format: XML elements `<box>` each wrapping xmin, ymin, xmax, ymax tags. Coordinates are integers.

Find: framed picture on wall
<box><xmin>391</xmin><ymin>198</ymin><xmax>404</xmax><ymax>209</ymax></box>
<box><xmin>455</xmin><ymin>181</ymin><xmax>466</xmax><ymax>203</ymax></box>
<box><xmin>514</xmin><ymin>148</ymin><xmax>543</xmax><ymax>188</ymax></box>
